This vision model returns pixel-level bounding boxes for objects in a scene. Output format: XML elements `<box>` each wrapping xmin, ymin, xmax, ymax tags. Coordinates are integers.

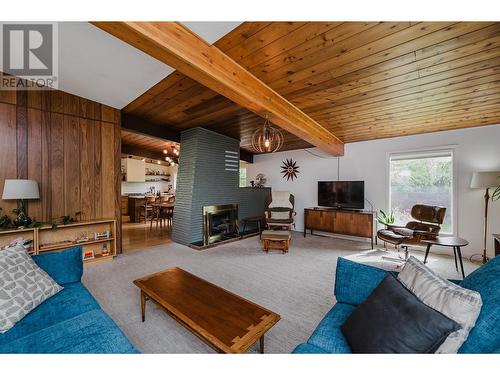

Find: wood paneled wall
<box><xmin>0</xmin><ymin>87</ymin><xmax>122</xmax><ymax>253</ymax></box>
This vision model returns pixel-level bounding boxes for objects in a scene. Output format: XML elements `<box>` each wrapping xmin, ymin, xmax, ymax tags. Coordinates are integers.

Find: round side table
<box><xmin>422</xmin><ymin>236</ymin><xmax>469</xmax><ymax>278</ymax></box>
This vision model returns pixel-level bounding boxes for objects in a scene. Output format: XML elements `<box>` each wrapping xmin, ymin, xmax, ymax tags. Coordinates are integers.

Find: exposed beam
<box><xmin>122</xmin><ymin>113</ymin><xmax>253</xmax><ymax>162</ymax></box>
<box><xmin>93</xmin><ymin>22</ymin><xmax>344</xmax><ymax>156</ymax></box>
<box><xmin>122</xmin><ymin>114</ymin><xmax>180</xmax><ymax>143</ymax></box>
<box><xmin>121</xmin><ymin>144</ymin><xmax>168</xmax><ymax>162</ymax></box>
<box><xmin>239</xmin><ymin>149</ymin><xmax>254</xmax><ymax>164</ymax></box>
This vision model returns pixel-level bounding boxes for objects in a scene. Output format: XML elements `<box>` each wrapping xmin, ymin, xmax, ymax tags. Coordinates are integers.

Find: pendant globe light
<box><xmin>251</xmin><ymin>115</ymin><xmax>284</xmax><ymax>153</ymax></box>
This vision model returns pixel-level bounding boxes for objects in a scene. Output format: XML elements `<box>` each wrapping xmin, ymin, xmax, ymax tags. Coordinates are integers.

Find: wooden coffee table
<box><xmin>133</xmin><ymin>267</ymin><xmax>280</xmax><ymax>353</ymax></box>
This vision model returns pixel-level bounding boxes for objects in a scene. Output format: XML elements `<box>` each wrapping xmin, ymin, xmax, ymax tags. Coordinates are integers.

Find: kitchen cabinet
<box><xmin>123</xmin><ymin>158</ymin><xmax>145</xmax><ymax>182</ymax></box>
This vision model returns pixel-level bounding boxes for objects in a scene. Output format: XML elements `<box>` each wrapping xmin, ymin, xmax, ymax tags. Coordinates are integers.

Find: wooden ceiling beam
<box><xmin>122</xmin><ymin>114</ymin><xmax>181</xmax><ymax>143</ymax></box>
<box><xmin>122</xmin><ymin>144</ymin><xmax>167</xmax><ymax>162</ymax></box>
<box><xmin>93</xmin><ymin>22</ymin><xmax>344</xmax><ymax>156</ymax></box>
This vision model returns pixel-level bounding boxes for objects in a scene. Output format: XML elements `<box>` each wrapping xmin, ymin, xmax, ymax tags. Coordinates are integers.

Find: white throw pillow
<box><xmin>268</xmin><ymin>191</ymin><xmax>293</xmax><ymax>209</ymax></box>
<box><xmin>0</xmin><ymin>245</ymin><xmax>63</xmax><ymax>333</ymax></box>
<box><xmin>397</xmin><ymin>256</ymin><xmax>482</xmax><ymax>353</ymax></box>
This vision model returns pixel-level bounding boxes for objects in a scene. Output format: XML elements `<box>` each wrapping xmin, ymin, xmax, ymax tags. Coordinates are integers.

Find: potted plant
<box><xmin>493</xmin><ymin>175</ymin><xmax>500</xmax><ymax>202</ymax></box>
<box><xmin>377</xmin><ymin>210</ymin><xmax>395</xmax><ymax>227</ymax></box>
<box><xmin>0</xmin><ymin>208</ymin><xmax>12</xmax><ymax>229</ymax></box>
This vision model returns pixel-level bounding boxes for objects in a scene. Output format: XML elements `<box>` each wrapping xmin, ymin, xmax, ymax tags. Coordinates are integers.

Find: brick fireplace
<box><xmin>172</xmin><ymin>127</ymin><xmax>269</xmax><ymax>246</ymax></box>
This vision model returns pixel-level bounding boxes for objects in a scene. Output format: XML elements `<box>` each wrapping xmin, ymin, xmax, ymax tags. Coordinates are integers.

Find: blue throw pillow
<box><xmin>32</xmin><ymin>246</ymin><xmax>83</xmax><ymax>285</ymax></box>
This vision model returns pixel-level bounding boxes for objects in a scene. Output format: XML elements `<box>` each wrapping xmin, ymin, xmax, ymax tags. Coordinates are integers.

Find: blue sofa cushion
<box><xmin>0</xmin><ymin>309</ymin><xmax>138</xmax><ymax>354</ymax></box>
<box><xmin>334</xmin><ymin>258</ymin><xmax>389</xmax><ymax>305</ymax></box>
<box><xmin>0</xmin><ymin>282</ymin><xmax>100</xmax><ymax>346</ymax></box>
<box><xmin>292</xmin><ymin>343</ymin><xmax>330</xmax><ymax>354</ymax></box>
<box><xmin>33</xmin><ymin>246</ymin><xmax>83</xmax><ymax>285</ymax></box>
<box><xmin>307</xmin><ymin>303</ymin><xmax>354</xmax><ymax>353</ymax></box>
<box><xmin>458</xmin><ymin>255</ymin><xmax>500</xmax><ymax>353</ymax></box>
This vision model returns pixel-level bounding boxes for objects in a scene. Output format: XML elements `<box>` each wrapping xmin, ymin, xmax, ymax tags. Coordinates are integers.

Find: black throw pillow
<box><xmin>341</xmin><ymin>274</ymin><xmax>461</xmax><ymax>353</ymax></box>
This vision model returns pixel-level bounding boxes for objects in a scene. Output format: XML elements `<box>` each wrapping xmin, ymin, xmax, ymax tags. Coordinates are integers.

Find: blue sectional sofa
<box><xmin>0</xmin><ymin>247</ymin><xmax>138</xmax><ymax>354</ymax></box>
<box><xmin>293</xmin><ymin>256</ymin><xmax>500</xmax><ymax>354</ymax></box>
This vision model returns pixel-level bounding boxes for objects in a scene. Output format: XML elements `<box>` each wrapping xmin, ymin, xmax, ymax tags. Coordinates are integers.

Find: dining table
<box><xmin>152</xmin><ymin>202</ymin><xmax>175</xmax><ymax>208</ymax></box>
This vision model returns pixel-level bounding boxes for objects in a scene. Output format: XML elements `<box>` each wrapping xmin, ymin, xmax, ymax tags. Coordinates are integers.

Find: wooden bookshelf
<box><xmin>38</xmin><ymin>220</ymin><xmax>116</xmax><ymax>264</ymax></box>
<box><xmin>0</xmin><ymin>227</ymin><xmax>37</xmax><ymax>255</ymax></box>
<box><xmin>0</xmin><ymin>219</ymin><xmax>116</xmax><ymax>265</ymax></box>
<box><xmin>38</xmin><ymin>237</ymin><xmax>115</xmax><ymax>252</ymax></box>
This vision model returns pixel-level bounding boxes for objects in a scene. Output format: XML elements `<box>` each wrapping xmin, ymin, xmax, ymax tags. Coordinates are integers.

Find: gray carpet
<box><xmin>82</xmin><ymin>233</ymin><xmax>477</xmax><ymax>353</ymax></box>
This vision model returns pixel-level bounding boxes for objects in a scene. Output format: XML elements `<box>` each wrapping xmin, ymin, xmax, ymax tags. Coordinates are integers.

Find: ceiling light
<box><xmin>163</xmin><ymin>149</ymin><xmax>168</xmax><ymax>154</ymax></box>
<box><xmin>157</xmin><ymin>160</ymin><xmax>161</xmax><ymax>165</ymax></box>
<box><xmin>251</xmin><ymin>115</ymin><xmax>284</xmax><ymax>153</ymax></box>
<box><xmin>170</xmin><ymin>162</ymin><xmax>175</xmax><ymax>166</ymax></box>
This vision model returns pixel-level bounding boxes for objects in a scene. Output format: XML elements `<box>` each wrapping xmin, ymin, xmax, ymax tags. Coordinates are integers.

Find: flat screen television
<box><xmin>318</xmin><ymin>181</ymin><xmax>365</xmax><ymax>210</ymax></box>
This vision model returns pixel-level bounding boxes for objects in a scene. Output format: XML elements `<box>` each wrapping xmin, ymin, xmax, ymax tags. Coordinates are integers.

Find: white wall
<box><xmin>247</xmin><ymin>125</ymin><xmax>500</xmax><ymax>258</ymax></box>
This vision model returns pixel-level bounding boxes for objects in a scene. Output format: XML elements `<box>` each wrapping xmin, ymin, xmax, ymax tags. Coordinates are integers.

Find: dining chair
<box><xmin>139</xmin><ymin>196</ymin><xmax>156</xmax><ymax>224</ymax></box>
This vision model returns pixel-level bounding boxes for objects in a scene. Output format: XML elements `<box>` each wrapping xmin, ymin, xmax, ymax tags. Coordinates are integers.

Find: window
<box><xmin>239</xmin><ymin>164</ymin><xmax>247</xmax><ymax>187</ymax></box>
<box><xmin>389</xmin><ymin>150</ymin><xmax>454</xmax><ymax>234</ymax></box>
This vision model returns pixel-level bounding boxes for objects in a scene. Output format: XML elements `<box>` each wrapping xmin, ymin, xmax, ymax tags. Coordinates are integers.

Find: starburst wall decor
<box><xmin>281</xmin><ymin>158</ymin><xmax>300</xmax><ymax>181</ymax></box>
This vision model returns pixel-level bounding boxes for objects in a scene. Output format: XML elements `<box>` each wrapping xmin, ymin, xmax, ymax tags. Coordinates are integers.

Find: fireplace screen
<box><xmin>203</xmin><ymin>204</ymin><xmax>239</xmax><ymax>245</ymax></box>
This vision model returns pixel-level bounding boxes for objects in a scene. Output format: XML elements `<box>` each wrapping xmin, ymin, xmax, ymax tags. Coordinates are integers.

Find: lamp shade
<box><xmin>2</xmin><ymin>179</ymin><xmax>40</xmax><ymax>200</ymax></box>
<box><xmin>470</xmin><ymin>171</ymin><xmax>500</xmax><ymax>189</ymax></box>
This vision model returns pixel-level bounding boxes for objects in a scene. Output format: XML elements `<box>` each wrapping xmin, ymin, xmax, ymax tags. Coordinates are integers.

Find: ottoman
<box><xmin>261</xmin><ymin>230</ymin><xmax>291</xmax><ymax>254</ymax></box>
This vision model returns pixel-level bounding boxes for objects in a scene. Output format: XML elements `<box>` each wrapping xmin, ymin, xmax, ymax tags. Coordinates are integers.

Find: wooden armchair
<box><xmin>264</xmin><ymin>192</ymin><xmax>296</xmax><ymax>230</ymax></box>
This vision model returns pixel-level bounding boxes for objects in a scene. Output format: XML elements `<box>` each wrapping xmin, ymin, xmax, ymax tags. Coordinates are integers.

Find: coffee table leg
<box><xmin>259</xmin><ymin>335</ymin><xmax>264</xmax><ymax>354</ymax></box>
<box><xmin>141</xmin><ymin>290</ymin><xmax>146</xmax><ymax>322</ymax></box>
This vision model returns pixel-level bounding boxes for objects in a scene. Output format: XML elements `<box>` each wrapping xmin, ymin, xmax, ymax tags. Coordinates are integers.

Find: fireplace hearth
<box><xmin>203</xmin><ymin>204</ymin><xmax>239</xmax><ymax>245</ymax></box>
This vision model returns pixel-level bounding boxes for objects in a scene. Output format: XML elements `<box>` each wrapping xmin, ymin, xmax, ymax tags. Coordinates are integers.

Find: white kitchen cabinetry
<box><xmin>124</xmin><ymin>158</ymin><xmax>145</xmax><ymax>182</ymax></box>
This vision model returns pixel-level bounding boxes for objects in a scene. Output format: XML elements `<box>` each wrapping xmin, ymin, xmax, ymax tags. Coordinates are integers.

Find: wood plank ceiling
<box><xmin>123</xmin><ymin>22</ymin><xmax>500</xmax><ymax>153</ymax></box>
<box><xmin>121</xmin><ymin>129</ymin><xmax>178</xmax><ymax>154</ymax></box>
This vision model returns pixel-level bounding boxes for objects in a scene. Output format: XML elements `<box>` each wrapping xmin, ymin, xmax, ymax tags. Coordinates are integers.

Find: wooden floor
<box><xmin>122</xmin><ymin>219</ymin><xmax>172</xmax><ymax>253</ymax></box>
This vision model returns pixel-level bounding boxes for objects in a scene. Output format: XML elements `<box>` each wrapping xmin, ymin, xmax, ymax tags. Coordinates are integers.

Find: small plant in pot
<box><xmin>0</xmin><ymin>208</ymin><xmax>12</xmax><ymax>229</ymax></box>
<box><xmin>377</xmin><ymin>210</ymin><xmax>395</xmax><ymax>227</ymax></box>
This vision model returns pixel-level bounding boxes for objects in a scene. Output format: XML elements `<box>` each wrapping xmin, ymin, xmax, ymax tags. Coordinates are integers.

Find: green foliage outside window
<box><xmin>390</xmin><ymin>154</ymin><xmax>453</xmax><ymax>233</ymax></box>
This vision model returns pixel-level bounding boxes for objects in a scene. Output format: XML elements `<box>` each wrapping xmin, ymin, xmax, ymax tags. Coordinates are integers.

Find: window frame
<box><xmin>386</xmin><ymin>146</ymin><xmax>457</xmax><ymax>236</ymax></box>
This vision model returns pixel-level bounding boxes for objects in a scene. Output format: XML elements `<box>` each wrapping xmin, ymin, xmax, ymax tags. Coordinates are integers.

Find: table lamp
<box><xmin>2</xmin><ymin>179</ymin><xmax>40</xmax><ymax>227</ymax></box>
<box><xmin>470</xmin><ymin>171</ymin><xmax>500</xmax><ymax>264</ymax></box>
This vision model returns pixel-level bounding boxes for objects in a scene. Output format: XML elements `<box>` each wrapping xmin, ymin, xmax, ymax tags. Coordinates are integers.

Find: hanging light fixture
<box><xmin>251</xmin><ymin>115</ymin><xmax>284</xmax><ymax>153</ymax></box>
